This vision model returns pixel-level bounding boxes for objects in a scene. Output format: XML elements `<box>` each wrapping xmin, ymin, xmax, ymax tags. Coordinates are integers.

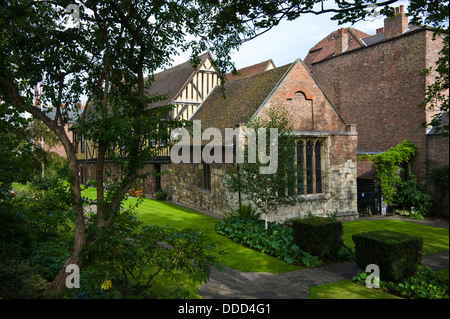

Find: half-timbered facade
<box><xmin>75</xmin><ymin>52</ymin><xmax>221</xmax><ymax>192</ymax></box>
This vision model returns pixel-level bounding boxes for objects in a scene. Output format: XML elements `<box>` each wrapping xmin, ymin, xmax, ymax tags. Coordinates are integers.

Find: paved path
<box><xmin>198</xmin><ymin>216</ymin><xmax>449</xmax><ymax>299</ymax></box>
<box><xmin>198</xmin><ymin>251</ymin><xmax>449</xmax><ymax>299</ymax></box>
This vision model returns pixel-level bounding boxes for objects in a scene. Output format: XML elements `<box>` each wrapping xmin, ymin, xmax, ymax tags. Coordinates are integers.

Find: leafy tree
<box><xmin>0</xmin><ymin>104</ymin><xmax>34</xmax><ymax>199</ymax></box>
<box><xmin>225</xmin><ymin>105</ymin><xmax>300</xmax><ymax>229</ymax></box>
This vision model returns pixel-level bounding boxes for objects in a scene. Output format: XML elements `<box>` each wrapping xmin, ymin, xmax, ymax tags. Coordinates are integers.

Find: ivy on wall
<box><xmin>358</xmin><ymin>140</ymin><xmax>418</xmax><ymax>204</ymax></box>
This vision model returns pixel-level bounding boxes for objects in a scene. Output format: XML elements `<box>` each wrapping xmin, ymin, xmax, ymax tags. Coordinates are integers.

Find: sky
<box><xmin>170</xmin><ymin>0</ymin><xmax>410</xmax><ymax>71</ymax></box>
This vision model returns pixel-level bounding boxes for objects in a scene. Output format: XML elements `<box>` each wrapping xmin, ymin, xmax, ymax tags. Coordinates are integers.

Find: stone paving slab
<box><xmin>198</xmin><ymin>252</ymin><xmax>449</xmax><ymax>299</ymax></box>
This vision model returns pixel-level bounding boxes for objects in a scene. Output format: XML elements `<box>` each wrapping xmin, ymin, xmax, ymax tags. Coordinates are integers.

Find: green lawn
<box><xmin>128</xmin><ymin>196</ymin><xmax>301</xmax><ymax>273</ymax></box>
<box><xmin>342</xmin><ymin>219</ymin><xmax>449</xmax><ymax>255</ymax></box>
<box><xmin>82</xmin><ymin>188</ymin><xmax>301</xmax><ymax>273</ymax></box>
<box><xmin>308</xmin><ymin>268</ymin><xmax>449</xmax><ymax>299</ymax></box>
<box><xmin>308</xmin><ymin>279</ymin><xmax>404</xmax><ymax>299</ymax></box>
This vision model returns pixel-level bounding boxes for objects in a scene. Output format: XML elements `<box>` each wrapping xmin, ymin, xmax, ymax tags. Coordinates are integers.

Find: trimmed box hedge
<box><xmin>291</xmin><ymin>217</ymin><xmax>343</xmax><ymax>258</ymax></box>
<box><xmin>352</xmin><ymin>230</ymin><xmax>423</xmax><ymax>282</ymax></box>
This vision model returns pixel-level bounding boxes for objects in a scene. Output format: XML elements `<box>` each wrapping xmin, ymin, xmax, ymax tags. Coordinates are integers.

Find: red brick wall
<box><xmin>427</xmin><ymin>135</ymin><xmax>449</xmax><ymax>167</ymax></box>
<box><xmin>308</xmin><ymin>28</ymin><xmax>443</xmax><ymax>181</ymax></box>
<box><xmin>259</xmin><ymin>60</ymin><xmax>349</xmax><ymax>133</ymax></box>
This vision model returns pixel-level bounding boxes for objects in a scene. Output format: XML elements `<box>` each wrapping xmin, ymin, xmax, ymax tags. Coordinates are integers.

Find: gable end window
<box><xmin>297</xmin><ymin>139</ymin><xmax>323</xmax><ymax>195</ymax></box>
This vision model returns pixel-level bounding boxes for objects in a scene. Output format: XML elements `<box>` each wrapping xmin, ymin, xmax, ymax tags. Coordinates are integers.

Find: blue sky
<box><xmin>171</xmin><ymin>0</ymin><xmax>410</xmax><ymax>70</ymax></box>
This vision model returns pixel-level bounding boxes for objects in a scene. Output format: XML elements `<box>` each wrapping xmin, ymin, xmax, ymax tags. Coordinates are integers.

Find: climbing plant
<box><xmin>359</xmin><ymin>140</ymin><xmax>418</xmax><ymax>204</ymax></box>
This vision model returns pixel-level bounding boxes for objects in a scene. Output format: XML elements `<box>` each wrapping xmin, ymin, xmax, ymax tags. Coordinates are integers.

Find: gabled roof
<box><xmin>146</xmin><ymin>52</ymin><xmax>213</xmax><ymax>109</ymax></box>
<box><xmin>192</xmin><ymin>63</ymin><xmax>292</xmax><ymax>132</ymax></box>
<box><xmin>304</xmin><ymin>27</ymin><xmax>370</xmax><ymax>66</ymax></box>
<box><xmin>225</xmin><ymin>59</ymin><xmax>276</xmax><ymax>82</ymax></box>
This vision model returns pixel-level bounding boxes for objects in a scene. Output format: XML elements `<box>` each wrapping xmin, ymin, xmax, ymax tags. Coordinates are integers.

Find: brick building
<box><xmin>163</xmin><ymin>59</ymin><xmax>358</xmax><ymax>222</ymax></box>
<box><xmin>303</xmin><ymin>5</ymin><xmax>448</xmax><ymax>217</ymax></box>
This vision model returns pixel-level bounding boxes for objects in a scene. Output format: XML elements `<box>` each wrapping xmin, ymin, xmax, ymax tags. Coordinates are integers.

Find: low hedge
<box><xmin>352</xmin><ymin>230</ymin><xmax>423</xmax><ymax>282</ymax></box>
<box><xmin>291</xmin><ymin>216</ymin><xmax>344</xmax><ymax>258</ymax></box>
<box><xmin>215</xmin><ymin>216</ymin><xmax>322</xmax><ymax>267</ymax></box>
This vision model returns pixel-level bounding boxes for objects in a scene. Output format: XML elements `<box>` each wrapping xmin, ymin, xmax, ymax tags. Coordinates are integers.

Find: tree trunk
<box><xmin>96</xmin><ymin>142</ymin><xmax>107</xmax><ymax>227</ymax></box>
<box><xmin>48</xmin><ymin>147</ymin><xmax>86</xmax><ymax>291</ymax></box>
<box><xmin>0</xmin><ymin>77</ymin><xmax>87</xmax><ymax>292</ymax></box>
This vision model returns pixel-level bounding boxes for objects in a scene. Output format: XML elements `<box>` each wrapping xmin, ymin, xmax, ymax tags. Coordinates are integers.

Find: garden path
<box><xmin>198</xmin><ymin>216</ymin><xmax>449</xmax><ymax>299</ymax></box>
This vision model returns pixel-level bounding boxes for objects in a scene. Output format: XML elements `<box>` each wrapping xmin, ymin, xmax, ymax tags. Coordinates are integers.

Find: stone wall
<box><xmin>161</xmin><ymin>162</ymin><xmax>239</xmax><ymax>215</ymax></box>
<box><xmin>162</xmin><ymin>131</ymin><xmax>358</xmax><ymax>223</ymax></box>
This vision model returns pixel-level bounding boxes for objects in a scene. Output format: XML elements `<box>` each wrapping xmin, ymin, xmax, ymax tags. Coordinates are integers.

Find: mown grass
<box><xmin>342</xmin><ymin>219</ymin><xmax>449</xmax><ymax>255</ymax></box>
<box><xmin>82</xmin><ymin>188</ymin><xmax>301</xmax><ymax>273</ymax></box>
<box><xmin>308</xmin><ymin>268</ymin><xmax>449</xmax><ymax>299</ymax></box>
<box><xmin>308</xmin><ymin>279</ymin><xmax>404</xmax><ymax>299</ymax></box>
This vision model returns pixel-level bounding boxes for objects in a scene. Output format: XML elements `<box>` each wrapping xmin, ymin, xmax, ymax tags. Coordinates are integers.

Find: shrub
<box><xmin>291</xmin><ymin>216</ymin><xmax>344</xmax><ymax>259</ymax></box>
<box><xmin>352</xmin><ymin>266</ymin><xmax>449</xmax><ymax>299</ymax></box>
<box><xmin>215</xmin><ymin>216</ymin><xmax>322</xmax><ymax>267</ymax></box>
<box><xmin>83</xmin><ymin>210</ymin><xmax>218</xmax><ymax>298</ymax></box>
<box><xmin>227</xmin><ymin>203</ymin><xmax>261</xmax><ymax>219</ymax></box>
<box><xmin>352</xmin><ymin>230</ymin><xmax>423</xmax><ymax>282</ymax></box>
<box><xmin>0</xmin><ymin>261</ymin><xmax>48</xmax><ymax>298</ymax></box>
<box><xmin>155</xmin><ymin>189</ymin><xmax>167</xmax><ymax>200</ymax></box>
<box><xmin>395</xmin><ymin>178</ymin><xmax>433</xmax><ymax>217</ymax></box>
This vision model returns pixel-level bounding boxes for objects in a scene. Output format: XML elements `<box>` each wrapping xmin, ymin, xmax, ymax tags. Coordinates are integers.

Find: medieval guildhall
<box><xmin>67</xmin><ymin>6</ymin><xmax>448</xmax><ymax>222</ymax></box>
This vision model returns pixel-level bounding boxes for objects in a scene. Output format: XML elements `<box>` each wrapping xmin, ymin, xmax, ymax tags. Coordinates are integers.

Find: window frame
<box><xmin>296</xmin><ymin>138</ymin><xmax>324</xmax><ymax>196</ymax></box>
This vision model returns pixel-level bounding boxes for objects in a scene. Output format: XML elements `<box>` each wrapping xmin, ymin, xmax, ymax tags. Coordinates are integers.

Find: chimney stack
<box><xmin>384</xmin><ymin>5</ymin><xmax>408</xmax><ymax>40</ymax></box>
<box><xmin>335</xmin><ymin>28</ymin><xmax>348</xmax><ymax>55</ymax></box>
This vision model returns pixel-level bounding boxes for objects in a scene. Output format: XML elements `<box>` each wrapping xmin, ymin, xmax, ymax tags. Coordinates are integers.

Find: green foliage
<box><xmin>359</xmin><ymin>140</ymin><xmax>417</xmax><ymax>204</ymax></box>
<box><xmin>0</xmin><ymin>105</ymin><xmax>34</xmax><ymax>200</ymax></box>
<box><xmin>352</xmin><ymin>266</ymin><xmax>449</xmax><ymax>299</ymax></box>
<box><xmin>395</xmin><ymin>178</ymin><xmax>433</xmax><ymax>217</ymax></box>
<box><xmin>428</xmin><ymin>165</ymin><xmax>449</xmax><ymax>187</ymax></box>
<box><xmin>216</xmin><ymin>216</ymin><xmax>322</xmax><ymax>267</ymax></box>
<box><xmin>155</xmin><ymin>189</ymin><xmax>167</xmax><ymax>200</ymax></box>
<box><xmin>0</xmin><ymin>261</ymin><xmax>48</xmax><ymax>298</ymax></box>
<box><xmin>19</xmin><ymin>177</ymin><xmax>73</xmax><ymax>238</ymax></box>
<box><xmin>0</xmin><ymin>200</ymin><xmax>35</xmax><ymax>260</ymax></box>
<box><xmin>291</xmin><ymin>216</ymin><xmax>344</xmax><ymax>259</ymax></box>
<box><xmin>82</xmin><ymin>208</ymin><xmax>218</xmax><ymax>298</ymax></box>
<box><xmin>337</xmin><ymin>245</ymin><xmax>356</xmax><ymax>262</ymax></box>
<box><xmin>227</xmin><ymin>203</ymin><xmax>261</xmax><ymax>219</ymax></box>
<box><xmin>352</xmin><ymin>230</ymin><xmax>423</xmax><ymax>282</ymax></box>
<box><xmin>224</xmin><ymin>105</ymin><xmax>300</xmax><ymax>223</ymax></box>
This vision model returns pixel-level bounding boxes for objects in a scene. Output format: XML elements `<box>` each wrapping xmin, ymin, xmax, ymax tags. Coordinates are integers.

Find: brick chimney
<box><xmin>335</xmin><ymin>28</ymin><xmax>348</xmax><ymax>55</ymax></box>
<box><xmin>384</xmin><ymin>5</ymin><xmax>408</xmax><ymax>40</ymax></box>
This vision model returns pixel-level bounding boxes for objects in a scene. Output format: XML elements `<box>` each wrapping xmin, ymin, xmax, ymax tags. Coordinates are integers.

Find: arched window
<box><xmin>296</xmin><ymin>139</ymin><xmax>323</xmax><ymax>195</ymax></box>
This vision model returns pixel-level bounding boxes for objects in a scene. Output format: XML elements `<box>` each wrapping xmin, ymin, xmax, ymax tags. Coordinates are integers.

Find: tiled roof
<box><xmin>304</xmin><ymin>25</ymin><xmax>424</xmax><ymax>66</ymax></box>
<box><xmin>146</xmin><ymin>52</ymin><xmax>211</xmax><ymax>109</ymax></box>
<box><xmin>304</xmin><ymin>28</ymin><xmax>370</xmax><ymax>66</ymax></box>
<box><xmin>192</xmin><ymin>63</ymin><xmax>292</xmax><ymax>133</ymax></box>
<box><xmin>361</xmin><ymin>24</ymin><xmax>422</xmax><ymax>47</ymax></box>
<box><xmin>225</xmin><ymin>59</ymin><xmax>276</xmax><ymax>82</ymax></box>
